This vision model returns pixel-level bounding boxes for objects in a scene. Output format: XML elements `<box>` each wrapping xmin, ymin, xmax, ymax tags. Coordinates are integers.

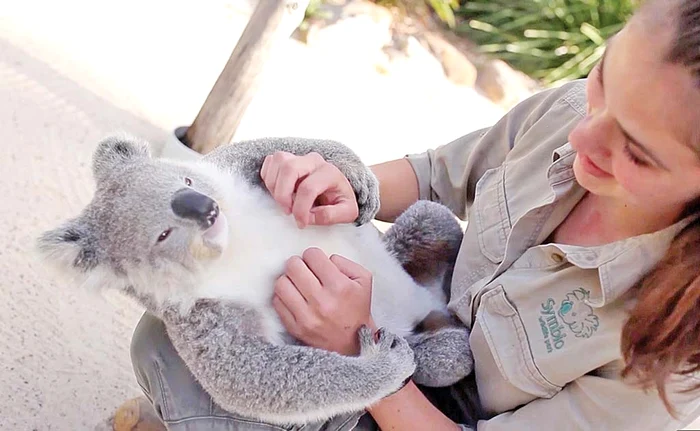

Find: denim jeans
<box><xmin>130</xmin><ymin>312</ymin><xmax>481</xmax><ymax>430</ymax></box>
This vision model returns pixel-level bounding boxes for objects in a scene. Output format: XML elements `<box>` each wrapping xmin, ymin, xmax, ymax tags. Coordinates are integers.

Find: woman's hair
<box><xmin>620</xmin><ymin>0</ymin><xmax>700</xmax><ymax>415</ymax></box>
<box><xmin>666</xmin><ymin>0</ymin><xmax>700</xmax><ymax>77</ymax></box>
<box><xmin>621</xmin><ymin>214</ymin><xmax>700</xmax><ymax>415</ymax></box>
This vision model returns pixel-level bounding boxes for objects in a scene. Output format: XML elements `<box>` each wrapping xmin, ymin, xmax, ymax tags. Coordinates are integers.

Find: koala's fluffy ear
<box><xmin>92</xmin><ymin>134</ymin><xmax>151</xmax><ymax>182</ymax></box>
<box><xmin>36</xmin><ymin>218</ymin><xmax>100</xmax><ymax>276</ymax></box>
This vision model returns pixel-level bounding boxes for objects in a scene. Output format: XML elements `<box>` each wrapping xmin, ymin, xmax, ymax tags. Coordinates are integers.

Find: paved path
<box><xmin>0</xmin><ymin>1</ymin><xmax>504</xmax><ymax>429</ymax></box>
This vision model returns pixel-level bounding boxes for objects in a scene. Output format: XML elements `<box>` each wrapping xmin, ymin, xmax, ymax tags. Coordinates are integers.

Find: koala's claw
<box><xmin>346</xmin><ymin>169</ymin><xmax>380</xmax><ymax>226</ymax></box>
<box><xmin>358</xmin><ymin>325</ymin><xmax>376</xmax><ymax>353</ymax></box>
<box><xmin>376</xmin><ymin>327</ymin><xmax>398</xmax><ymax>350</ymax></box>
<box><xmin>358</xmin><ymin>326</ymin><xmax>409</xmax><ymax>355</ymax></box>
<box><xmin>358</xmin><ymin>326</ymin><xmax>415</xmax><ymax>386</ymax></box>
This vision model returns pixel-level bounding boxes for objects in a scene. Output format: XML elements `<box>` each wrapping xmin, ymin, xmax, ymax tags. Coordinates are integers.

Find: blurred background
<box><xmin>1</xmin><ymin>0</ymin><xmax>671</xmax><ymax>429</ymax></box>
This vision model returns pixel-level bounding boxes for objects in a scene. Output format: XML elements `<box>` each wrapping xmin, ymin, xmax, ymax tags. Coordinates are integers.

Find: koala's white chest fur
<box><xmin>193</xmin><ymin>167</ymin><xmax>444</xmax><ymax>344</ymax></box>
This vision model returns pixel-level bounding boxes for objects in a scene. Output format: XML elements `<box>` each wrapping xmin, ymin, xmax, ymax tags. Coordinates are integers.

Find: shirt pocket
<box><xmin>476</xmin><ymin>285</ymin><xmax>563</xmax><ymax>399</ymax></box>
<box><xmin>474</xmin><ymin>165</ymin><xmax>512</xmax><ymax>264</ymax></box>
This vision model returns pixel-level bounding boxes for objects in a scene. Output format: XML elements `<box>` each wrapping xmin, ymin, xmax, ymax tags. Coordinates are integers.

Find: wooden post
<box><xmin>184</xmin><ymin>0</ymin><xmax>310</xmax><ymax>154</ymax></box>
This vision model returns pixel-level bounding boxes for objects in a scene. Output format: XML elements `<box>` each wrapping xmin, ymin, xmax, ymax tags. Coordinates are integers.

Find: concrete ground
<box><xmin>0</xmin><ymin>1</ymin><xmax>505</xmax><ymax>429</ymax></box>
<box><xmin>5</xmin><ymin>1</ymin><xmax>700</xmax><ymax>430</ymax></box>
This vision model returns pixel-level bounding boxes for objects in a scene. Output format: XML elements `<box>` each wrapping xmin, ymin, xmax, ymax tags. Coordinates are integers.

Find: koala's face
<box><xmin>37</xmin><ymin>135</ymin><xmax>231</xmax><ymax>291</ymax></box>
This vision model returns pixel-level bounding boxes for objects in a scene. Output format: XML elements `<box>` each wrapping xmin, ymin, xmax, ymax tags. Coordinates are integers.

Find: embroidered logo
<box><xmin>538</xmin><ymin>288</ymin><xmax>600</xmax><ymax>353</ymax></box>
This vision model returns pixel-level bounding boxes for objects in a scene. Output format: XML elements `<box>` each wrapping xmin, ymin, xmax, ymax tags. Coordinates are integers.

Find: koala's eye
<box><xmin>184</xmin><ymin>177</ymin><xmax>192</xmax><ymax>187</ymax></box>
<box><xmin>157</xmin><ymin>228</ymin><xmax>173</xmax><ymax>243</ymax></box>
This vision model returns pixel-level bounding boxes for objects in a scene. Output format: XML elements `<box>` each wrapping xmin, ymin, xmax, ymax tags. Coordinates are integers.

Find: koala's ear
<box><xmin>92</xmin><ymin>134</ymin><xmax>151</xmax><ymax>182</ymax></box>
<box><xmin>36</xmin><ymin>218</ymin><xmax>100</xmax><ymax>275</ymax></box>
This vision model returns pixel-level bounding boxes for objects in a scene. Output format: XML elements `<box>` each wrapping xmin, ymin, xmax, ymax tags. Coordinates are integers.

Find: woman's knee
<box><xmin>129</xmin><ymin>311</ymin><xmax>372</xmax><ymax>430</ymax></box>
<box><xmin>130</xmin><ymin>311</ymin><xmax>214</xmax><ymax>422</ymax></box>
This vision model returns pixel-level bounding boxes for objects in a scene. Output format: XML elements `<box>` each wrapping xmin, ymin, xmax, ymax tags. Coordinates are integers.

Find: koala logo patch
<box><xmin>538</xmin><ymin>288</ymin><xmax>600</xmax><ymax>353</ymax></box>
<box><xmin>557</xmin><ymin>288</ymin><xmax>600</xmax><ymax>339</ymax></box>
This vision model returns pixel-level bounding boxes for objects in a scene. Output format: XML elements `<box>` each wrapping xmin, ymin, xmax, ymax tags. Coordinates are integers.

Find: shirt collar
<box><xmin>547</xmin><ymin>142</ymin><xmax>577</xmax><ymax>187</ymax></box>
<box><xmin>561</xmin><ymin>216</ymin><xmax>696</xmax><ymax>307</ymax></box>
<box><xmin>552</xmin><ymin>142</ymin><xmax>575</xmax><ymax>163</ymax></box>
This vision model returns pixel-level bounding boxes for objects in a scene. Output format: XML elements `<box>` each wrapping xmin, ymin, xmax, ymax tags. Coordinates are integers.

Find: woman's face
<box><xmin>569</xmin><ymin>12</ymin><xmax>700</xmax><ymax>219</ymax></box>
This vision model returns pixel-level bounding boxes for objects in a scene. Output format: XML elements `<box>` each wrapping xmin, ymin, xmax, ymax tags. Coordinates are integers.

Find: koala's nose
<box><xmin>171</xmin><ymin>188</ymin><xmax>219</xmax><ymax>229</ymax></box>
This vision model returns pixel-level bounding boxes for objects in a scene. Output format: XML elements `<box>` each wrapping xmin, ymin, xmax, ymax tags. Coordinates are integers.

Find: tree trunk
<box><xmin>184</xmin><ymin>0</ymin><xmax>309</xmax><ymax>154</ymax></box>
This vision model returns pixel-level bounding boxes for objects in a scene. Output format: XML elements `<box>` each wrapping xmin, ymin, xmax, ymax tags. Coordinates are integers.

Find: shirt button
<box><xmin>551</xmin><ymin>253</ymin><xmax>565</xmax><ymax>263</ymax></box>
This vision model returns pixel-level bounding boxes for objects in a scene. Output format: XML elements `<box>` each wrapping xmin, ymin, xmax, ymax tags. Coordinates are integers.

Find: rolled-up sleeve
<box><xmin>405</xmin><ymin>80</ymin><xmax>586</xmax><ymax>220</ymax></box>
<box><xmin>476</xmin><ymin>373</ymin><xmax>700</xmax><ymax>431</ymax></box>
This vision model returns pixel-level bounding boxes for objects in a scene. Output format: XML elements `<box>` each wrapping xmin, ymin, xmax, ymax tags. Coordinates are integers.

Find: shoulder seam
<box><xmin>560</xmin><ymin>81</ymin><xmax>587</xmax><ymax>118</ymax></box>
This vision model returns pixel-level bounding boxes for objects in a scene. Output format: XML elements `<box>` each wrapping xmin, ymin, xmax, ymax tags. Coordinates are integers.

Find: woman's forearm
<box><xmin>370</xmin><ymin>158</ymin><xmax>420</xmax><ymax>222</ymax></box>
<box><xmin>367</xmin><ymin>381</ymin><xmax>462</xmax><ymax>430</ymax></box>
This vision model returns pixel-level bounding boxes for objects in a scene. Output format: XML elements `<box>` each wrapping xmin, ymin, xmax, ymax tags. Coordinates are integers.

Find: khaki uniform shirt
<box><xmin>406</xmin><ymin>80</ymin><xmax>700</xmax><ymax>430</ymax></box>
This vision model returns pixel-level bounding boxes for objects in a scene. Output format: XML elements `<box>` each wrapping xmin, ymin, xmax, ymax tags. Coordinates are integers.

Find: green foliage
<box><xmin>301</xmin><ymin>0</ymin><xmax>640</xmax><ymax>85</ymax></box>
<box><xmin>452</xmin><ymin>0</ymin><xmax>641</xmax><ymax>85</ymax></box>
<box><xmin>370</xmin><ymin>0</ymin><xmax>460</xmax><ymax>28</ymax></box>
<box><xmin>426</xmin><ymin>0</ymin><xmax>459</xmax><ymax>28</ymax></box>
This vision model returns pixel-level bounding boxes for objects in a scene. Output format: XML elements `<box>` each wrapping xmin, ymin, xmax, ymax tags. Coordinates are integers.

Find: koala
<box><xmin>37</xmin><ymin>135</ymin><xmax>472</xmax><ymax>426</ymax></box>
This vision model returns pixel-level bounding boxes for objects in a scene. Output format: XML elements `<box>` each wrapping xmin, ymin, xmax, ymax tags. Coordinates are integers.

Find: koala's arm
<box><xmin>161</xmin><ymin>299</ymin><xmax>415</xmax><ymax>426</ymax></box>
<box><xmin>202</xmin><ymin>137</ymin><xmax>380</xmax><ymax>225</ymax></box>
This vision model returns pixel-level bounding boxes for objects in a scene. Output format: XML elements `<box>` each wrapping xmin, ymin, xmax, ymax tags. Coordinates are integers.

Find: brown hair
<box><xmin>621</xmin><ymin>215</ymin><xmax>700</xmax><ymax>414</ymax></box>
<box><xmin>620</xmin><ymin>0</ymin><xmax>700</xmax><ymax>415</ymax></box>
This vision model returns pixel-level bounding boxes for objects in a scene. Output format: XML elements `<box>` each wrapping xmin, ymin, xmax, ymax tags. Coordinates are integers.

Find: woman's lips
<box><xmin>579</xmin><ymin>154</ymin><xmax>612</xmax><ymax>178</ymax></box>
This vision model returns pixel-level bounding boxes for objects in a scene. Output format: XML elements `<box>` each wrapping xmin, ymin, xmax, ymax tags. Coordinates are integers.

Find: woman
<box><xmin>130</xmin><ymin>0</ymin><xmax>700</xmax><ymax>429</ymax></box>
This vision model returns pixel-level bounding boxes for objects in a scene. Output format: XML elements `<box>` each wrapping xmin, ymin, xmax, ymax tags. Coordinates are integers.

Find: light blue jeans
<box><xmin>130</xmin><ymin>312</ymin><xmax>481</xmax><ymax>430</ymax></box>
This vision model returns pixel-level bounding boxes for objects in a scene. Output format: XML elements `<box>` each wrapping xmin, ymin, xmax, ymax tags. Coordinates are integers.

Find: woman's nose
<box><xmin>569</xmin><ymin>109</ymin><xmax>616</xmax><ymax>156</ymax></box>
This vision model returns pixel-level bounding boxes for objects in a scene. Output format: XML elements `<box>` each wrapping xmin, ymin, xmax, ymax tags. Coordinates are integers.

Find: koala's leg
<box><xmin>382</xmin><ymin>200</ymin><xmax>473</xmax><ymax>388</ymax></box>
<box><xmin>382</xmin><ymin>200</ymin><xmax>464</xmax><ymax>298</ymax></box>
<box><xmin>161</xmin><ymin>299</ymin><xmax>415</xmax><ymax>427</ymax></box>
<box><xmin>203</xmin><ymin>137</ymin><xmax>380</xmax><ymax>225</ymax></box>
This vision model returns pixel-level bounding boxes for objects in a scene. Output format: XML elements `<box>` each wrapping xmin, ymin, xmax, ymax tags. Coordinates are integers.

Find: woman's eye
<box><xmin>157</xmin><ymin>229</ymin><xmax>173</xmax><ymax>243</ymax></box>
<box><xmin>623</xmin><ymin>142</ymin><xmax>649</xmax><ymax>167</ymax></box>
<box><xmin>185</xmin><ymin>177</ymin><xmax>192</xmax><ymax>187</ymax></box>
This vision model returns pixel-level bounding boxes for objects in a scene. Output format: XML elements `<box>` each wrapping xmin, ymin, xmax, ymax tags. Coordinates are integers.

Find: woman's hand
<box><xmin>260</xmin><ymin>151</ymin><xmax>359</xmax><ymax>228</ymax></box>
<box><xmin>272</xmin><ymin>247</ymin><xmax>377</xmax><ymax>356</ymax></box>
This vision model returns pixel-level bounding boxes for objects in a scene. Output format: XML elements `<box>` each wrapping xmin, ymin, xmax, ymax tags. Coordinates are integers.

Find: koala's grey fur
<box><xmin>37</xmin><ymin>134</ymin><xmax>472</xmax><ymax>426</ymax></box>
<box><xmin>384</xmin><ymin>202</ymin><xmax>473</xmax><ymax>387</ymax></box>
<box><xmin>383</xmin><ymin>200</ymin><xmax>464</xmax><ymax>301</ymax></box>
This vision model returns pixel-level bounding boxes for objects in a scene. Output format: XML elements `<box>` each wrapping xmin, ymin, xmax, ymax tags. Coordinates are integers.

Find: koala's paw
<box><xmin>358</xmin><ymin>326</ymin><xmax>416</xmax><ymax>386</ymax></box>
<box><xmin>344</xmin><ymin>168</ymin><xmax>380</xmax><ymax>226</ymax></box>
<box><xmin>408</xmin><ymin>326</ymin><xmax>473</xmax><ymax>388</ymax></box>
